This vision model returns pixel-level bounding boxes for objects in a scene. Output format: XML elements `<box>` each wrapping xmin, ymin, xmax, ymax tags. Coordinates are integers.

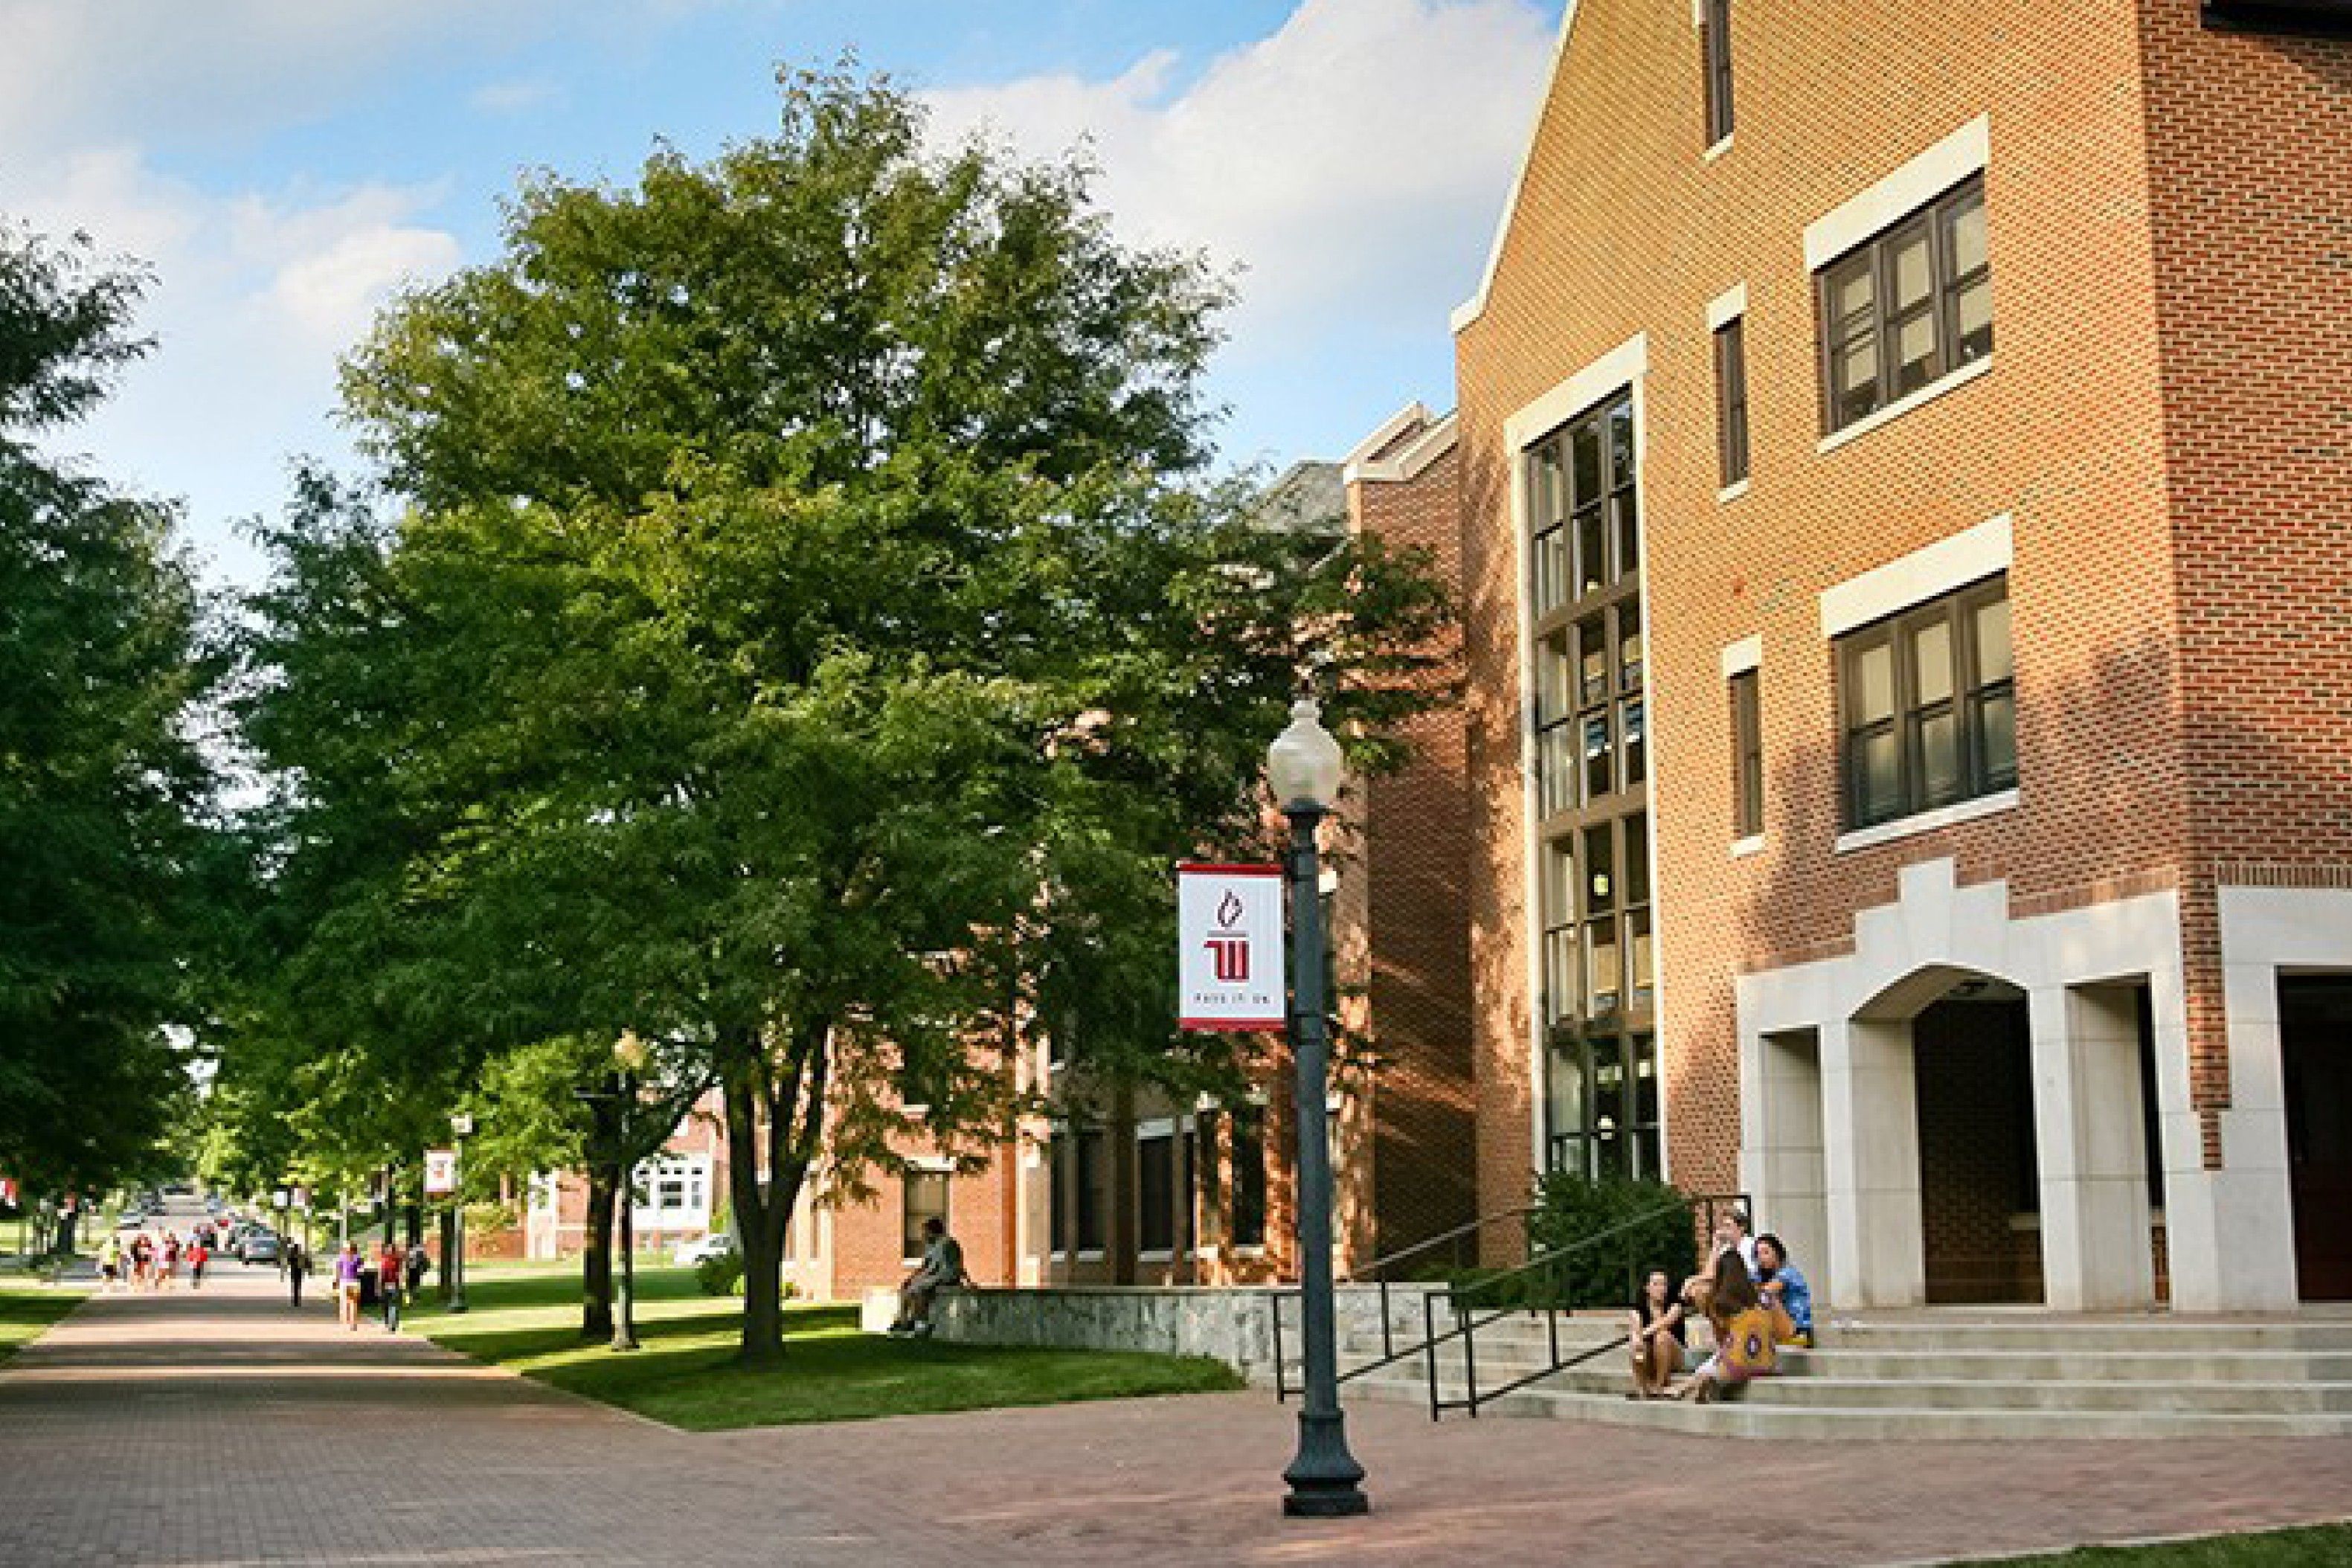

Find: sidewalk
<box><xmin>1</xmin><ymin>1265</ymin><xmax>2347</xmax><ymax>1567</ymax></box>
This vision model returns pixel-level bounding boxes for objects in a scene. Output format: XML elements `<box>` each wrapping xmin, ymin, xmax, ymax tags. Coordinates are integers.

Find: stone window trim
<box><xmin>1815</xmin><ymin>173</ymin><xmax>1991</xmax><ymax>438</ymax></box>
<box><xmin>1819</xmin><ymin>513</ymin><xmax>2011</xmax><ymax>639</ymax></box>
<box><xmin>1833</xmin><ymin>785</ymin><xmax>2020</xmax><ymax>856</ymax></box>
<box><xmin>1803</xmin><ymin>117</ymin><xmax>1990</xmax><ymax>273</ymax></box>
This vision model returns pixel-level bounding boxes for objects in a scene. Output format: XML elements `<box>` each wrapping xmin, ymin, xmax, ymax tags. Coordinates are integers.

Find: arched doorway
<box><xmin>1910</xmin><ymin>979</ymin><xmax>2040</xmax><ymax>1303</ymax></box>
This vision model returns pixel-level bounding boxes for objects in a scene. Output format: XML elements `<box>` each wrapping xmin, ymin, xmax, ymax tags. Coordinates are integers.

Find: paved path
<box><xmin>4</xmin><ymin>1265</ymin><xmax>2351</xmax><ymax>1567</ymax></box>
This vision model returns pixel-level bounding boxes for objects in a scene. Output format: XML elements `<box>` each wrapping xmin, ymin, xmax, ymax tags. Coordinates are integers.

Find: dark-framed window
<box><xmin>1715</xmin><ymin>315</ymin><xmax>1749</xmax><ymax>486</ymax></box>
<box><xmin>1548</xmin><ymin>1029</ymin><xmax>1662</xmax><ymax>1181</ymax></box>
<box><xmin>1817</xmin><ymin>176</ymin><xmax>1990</xmax><ymax>435</ymax></box>
<box><xmin>901</xmin><ymin>1169</ymin><xmax>948</xmax><ymax>1264</ymax></box>
<box><xmin>1230</xmin><ymin>1104</ymin><xmax>1267</xmax><ymax>1248</ymax></box>
<box><xmin>1177</xmin><ymin>1122</ymin><xmax>1198</xmax><ymax>1256</ymax></box>
<box><xmin>2203</xmin><ymin>1</ymin><xmax>2352</xmax><ymax>36</ymax></box>
<box><xmin>1538</xmin><ymin>810</ymin><xmax>1654</xmax><ymax>1029</ymax></box>
<box><xmin>1701</xmin><ymin>0</ymin><xmax>1735</xmax><ymax>146</ymax></box>
<box><xmin>1047</xmin><ymin>1130</ymin><xmax>1069</xmax><ymax>1254</ymax></box>
<box><xmin>1075</xmin><ymin>1126</ymin><xmax>1107</xmax><ymax>1253</ymax></box>
<box><xmin>1839</xmin><ymin>575</ymin><xmax>2015</xmax><ymax>829</ymax></box>
<box><xmin>1731</xmin><ymin>667</ymin><xmax>1764</xmax><ymax>838</ymax></box>
<box><xmin>1137</xmin><ymin>1126</ymin><xmax>1175</xmax><ymax>1255</ymax></box>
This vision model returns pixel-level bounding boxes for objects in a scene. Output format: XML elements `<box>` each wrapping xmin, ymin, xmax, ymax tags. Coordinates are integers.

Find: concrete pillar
<box><xmin>2163</xmin><ymin>961</ymin><xmax>2299</xmax><ymax>1311</ymax></box>
<box><xmin>2028</xmin><ymin>983</ymin><xmax>2156</xmax><ymax>1311</ymax></box>
<box><xmin>1745</xmin><ymin>1027</ymin><xmax>1831</xmax><ymax>1302</ymax></box>
<box><xmin>1820</xmin><ymin>1016</ymin><xmax>1924</xmax><ymax>1308</ymax></box>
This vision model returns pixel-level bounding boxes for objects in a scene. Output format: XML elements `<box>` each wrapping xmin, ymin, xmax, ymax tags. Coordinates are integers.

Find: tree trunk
<box><xmin>724</xmin><ymin>1065</ymin><xmax>786</xmax><ymax>1361</ymax></box>
<box><xmin>580</xmin><ymin>1165</ymin><xmax>616</xmax><ymax>1340</ymax></box>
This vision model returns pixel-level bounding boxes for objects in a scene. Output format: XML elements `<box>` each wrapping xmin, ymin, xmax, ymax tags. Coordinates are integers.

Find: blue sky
<box><xmin>0</xmin><ymin>0</ymin><xmax>1557</xmax><ymax>587</ymax></box>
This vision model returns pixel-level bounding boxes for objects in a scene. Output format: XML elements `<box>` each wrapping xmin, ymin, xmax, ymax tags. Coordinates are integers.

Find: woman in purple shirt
<box><xmin>333</xmin><ymin>1241</ymin><xmax>364</xmax><ymax>1331</ymax></box>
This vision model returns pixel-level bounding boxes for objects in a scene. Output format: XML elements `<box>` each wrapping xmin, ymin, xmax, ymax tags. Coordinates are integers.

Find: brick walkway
<box><xmin>4</xmin><ymin>1267</ymin><xmax>2351</xmax><ymax>1567</ymax></box>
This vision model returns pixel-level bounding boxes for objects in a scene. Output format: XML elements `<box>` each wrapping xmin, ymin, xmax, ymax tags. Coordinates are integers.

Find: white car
<box><xmin>673</xmin><ymin>1234</ymin><xmax>734</xmax><ymax>1265</ymax></box>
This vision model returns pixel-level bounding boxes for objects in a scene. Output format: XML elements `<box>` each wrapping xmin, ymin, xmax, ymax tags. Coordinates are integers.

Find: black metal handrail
<box><xmin>1422</xmin><ymin>1191</ymin><xmax>1750</xmax><ymax>1421</ymax></box>
<box><xmin>1271</xmin><ymin>1202</ymin><xmax>1538</xmax><ymax>1403</ymax></box>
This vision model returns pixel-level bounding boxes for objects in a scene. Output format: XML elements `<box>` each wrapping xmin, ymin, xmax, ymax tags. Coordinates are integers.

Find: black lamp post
<box><xmin>448</xmin><ymin>1114</ymin><xmax>472</xmax><ymax>1314</ymax></box>
<box><xmin>1267</xmin><ymin>698</ymin><xmax>1369</xmax><ymax>1519</ymax></box>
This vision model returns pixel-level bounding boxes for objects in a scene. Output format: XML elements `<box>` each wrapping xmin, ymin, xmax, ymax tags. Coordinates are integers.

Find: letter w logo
<box><xmin>1205</xmin><ymin>936</ymin><xmax>1250</xmax><ymax>983</ymax></box>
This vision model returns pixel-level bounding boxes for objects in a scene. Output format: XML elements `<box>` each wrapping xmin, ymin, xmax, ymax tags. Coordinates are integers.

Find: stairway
<box><xmin>1325</xmin><ymin>1304</ymin><xmax>2352</xmax><ymax>1439</ymax></box>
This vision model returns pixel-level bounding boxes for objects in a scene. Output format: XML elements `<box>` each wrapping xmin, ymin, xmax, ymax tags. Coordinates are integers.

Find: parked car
<box><xmin>672</xmin><ymin>1233</ymin><xmax>735</xmax><ymax>1265</ymax></box>
<box><xmin>238</xmin><ymin>1231</ymin><xmax>281</xmax><ymax>1265</ymax></box>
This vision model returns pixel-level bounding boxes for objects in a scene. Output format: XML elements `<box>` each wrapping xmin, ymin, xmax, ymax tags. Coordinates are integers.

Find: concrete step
<box><xmin>1339</xmin><ymin>1370</ymin><xmax>2352</xmax><ymax>1439</ymax></box>
<box><xmin>1816</xmin><ymin>1320</ymin><xmax>2352</xmax><ymax>1353</ymax></box>
<box><xmin>1377</xmin><ymin>1343</ymin><xmax>2352</xmax><ymax>1385</ymax></box>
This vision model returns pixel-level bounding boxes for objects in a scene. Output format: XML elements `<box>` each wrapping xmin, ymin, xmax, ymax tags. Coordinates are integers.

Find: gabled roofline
<box><xmin>1450</xmin><ymin>1</ymin><xmax>1583</xmax><ymax>336</ymax></box>
<box><xmin>1340</xmin><ymin>402</ymin><xmax>1433</xmax><ymax>470</ymax></box>
<box><xmin>1343</xmin><ymin>410</ymin><xmax>1459</xmax><ymax>486</ymax></box>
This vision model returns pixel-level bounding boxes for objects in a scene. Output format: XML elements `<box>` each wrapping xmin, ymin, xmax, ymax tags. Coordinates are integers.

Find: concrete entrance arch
<box><xmin>1740</xmin><ymin>860</ymin><xmax>2169</xmax><ymax>1311</ymax></box>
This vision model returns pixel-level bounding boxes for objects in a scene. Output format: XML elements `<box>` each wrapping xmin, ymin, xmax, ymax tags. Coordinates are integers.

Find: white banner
<box><xmin>422</xmin><ymin>1148</ymin><xmax>459</xmax><ymax>1197</ymax></box>
<box><xmin>1177</xmin><ymin>862</ymin><xmax>1286</xmax><ymax>1031</ymax></box>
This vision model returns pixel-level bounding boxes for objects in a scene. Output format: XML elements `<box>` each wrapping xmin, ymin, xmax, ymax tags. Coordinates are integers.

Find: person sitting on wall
<box><xmin>887</xmin><ymin>1216</ymin><xmax>968</xmax><ymax>1337</ymax></box>
<box><xmin>1753</xmin><ymin>1233</ymin><xmax>1813</xmax><ymax>1347</ymax></box>
<box><xmin>1625</xmin><ymin>1266</ymin><xmax>1687</xmax><ymax>1400</ymax></box>
<box><xmin>1677</xmin><ymin>1250</ymin><xmax>1779</xmax><ymax>1404</ymax></box>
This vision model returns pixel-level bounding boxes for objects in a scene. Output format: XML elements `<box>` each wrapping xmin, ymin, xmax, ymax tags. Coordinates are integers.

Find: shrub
<box><xmin>1524</xmin><ymin>1172</ymin><xmax>1697</xmax><ymax>1311</ymax></box>
<box><xmin>695</xmin><ymin>1250</ymin><xmax>744</xmax><ymax>1297</ymax></box>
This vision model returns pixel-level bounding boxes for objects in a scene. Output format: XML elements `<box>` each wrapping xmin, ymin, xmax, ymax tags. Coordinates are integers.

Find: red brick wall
<box><xmin>1453</xmin><ymin>0</ymin><xmax>2207</xmax><ymax>1216</ymax></box>
<box><xmin>2137</xmin><ymin>2</ymin><xmax>2352</xmax><ymax>1154</ymax></box>
<box><xmin>1347</xmin><ymin>433</ymin><xmax>1482</xmax><ymax>1259</ymax></box>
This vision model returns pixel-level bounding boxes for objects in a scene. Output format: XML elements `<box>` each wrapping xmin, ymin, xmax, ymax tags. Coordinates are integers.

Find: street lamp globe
<box><xmin>1266</xmin><ymin>698</ymin><xmax>1344</xmax><ymax>813</ymax></box>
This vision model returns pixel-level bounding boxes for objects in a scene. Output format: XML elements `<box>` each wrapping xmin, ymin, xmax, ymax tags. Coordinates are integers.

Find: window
<box><xmin>1549</xmin><ymin>1031</ymin><xmax>1663</xmax><ymax>1180</ymax></box>
<box><xmin>1731</xmin><ymin>668</ymin><xmax>1763</xmax><ymax>838</ymax></box>
<box><xmin>1818</xmin><ymin>177</ymin><xmax>1990</xmax><ymax>434</ymax></box>
<box><xmin>1538</xmin><ymin>812</ymin><xmax>1653</xmax><ymax>1026</ymax></box>
<box><xmin>1701</xmin><ymin>0</ymin><xmax>1735</xmax><ymax>146</ymax></box>
<box><xmin>1839</xmin><ymin>575</ymin><xmax>2015</xmax><ymax>829</ymax></box>
<box><xmin>1527</xmin><ymin>393</ymin><xmax>1641</xmax><ymax>826</ymax></box>
<box><xmin>1177</xmin><ymin>1122</ymin><xmax>1198</xmax><ymax>1256</ymax></box>
<box><xmin>1047</xmin><ymin>1130</ymin><xmax>1069</xmax><ymax>1255</ymax></box>
<box><xmin>1075</xmin><ymin>1127</ymin><xmax>1107</xmax><ymax>1253</ymax></box>
<box><xmin>1137</xmin><ymin>1126</ymin><xmax>1175</xmax><ymax>1255</ymax></box>
<box><xmin>1230</xmin><ymin>1104</ymin><xmax>1267</xmax><ymax>1248</ymax></box>
<box><xmin>902</xmin><ymin>1169</ymin><xmax>948</xmax><ymax>1264</ymax></box>
<box><xmin>1715</xmin><ymin>316</ymin><xmax>1749</xmax><ymax>486</ymax></box>
<box><xmin>630</xmin><ymin>1154</ymin><xmax>710</xmax><ymax>1229</ymax></box>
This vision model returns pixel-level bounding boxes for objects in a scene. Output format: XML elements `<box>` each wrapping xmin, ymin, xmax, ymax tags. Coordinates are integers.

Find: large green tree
<box><xmin>242</xmin><ymin>67</ymin><xmax>1450</xmax><ymax>1357</ymax></box>
<box><xmin>0</xmin><ymin>224</ymin><xmax>213</xmax><ymax>1218</ymax></box>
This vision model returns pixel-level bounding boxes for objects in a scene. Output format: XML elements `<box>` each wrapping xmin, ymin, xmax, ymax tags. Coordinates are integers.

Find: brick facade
<box><xmin>1431</xmin><ymin>0</ymin><xmax>2351</xmax><ymax>1302</ymax></box>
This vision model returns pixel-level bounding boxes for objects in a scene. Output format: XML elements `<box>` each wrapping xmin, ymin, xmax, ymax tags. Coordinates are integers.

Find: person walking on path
<box><xmin>333</xmin><ymin>1241</ymin><xmax>364</xmax><ymax>1329</ymax></box>
<box><xmin>285</xmin><ymin>1240</ymin><xmax>309</xmax><ymax>1308</ymax></box>
<box><xmin>187</xmin><ymin>1237</ymin><xmax>208</xmax><ymax>1290</ymax></box>
<box><xmin>99</xmin><ymin>1236</ymin><xmax>122</xmax><ymax>1292</ymax></box>
<box><xmin>377</xmin><ymin>1239</ymin><xmax>405</xmax><ymax>1333</ymax></box>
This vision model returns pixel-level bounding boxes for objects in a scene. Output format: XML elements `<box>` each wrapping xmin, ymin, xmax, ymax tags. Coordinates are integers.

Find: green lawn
<box><xmin>1964</xmin><ymin>1525</ymin><xmax>2352</xmax><ymax>1566</ymax></box>
<box><xmin>406</xmin><ymin>1262</ymin><xmax>1241</xmax><ymax>1430</ymax></box>
<box><xmin>0</xmin><ymin>1285</ymin><xmax>86</xmax><ymax>1365</ymax></box>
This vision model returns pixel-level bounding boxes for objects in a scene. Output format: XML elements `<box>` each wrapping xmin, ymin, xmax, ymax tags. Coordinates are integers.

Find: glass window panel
<box><xmin>1618</xmin><ymin>600</ymin><xmax>1644</xmax><ymax>691</ymax></box>
<box><xmin>1628</xmin><ymin>907</ymin><xmax>1656</xmax><ymax>1000</ymax></box>
<box><xmin>1974</xmin><ymin>594</ymin><xmax>2013</xmax><ymax>684</ymax></box>
<box><xmin>1583</xmin><ymin>822</ymin><xmax>1616</xmax><ymax>916</ymax></box>
<box><xmin>1860</xmin><ymin>729</ymin><xmax>1902</xmax><ymax>821</ymax></box>
<box><xmin>1576</xmin><ymin>506</ymin><xmax>1607</xmax><ymax>598</ymax></box>
<box><xmin>1831</xmin><ymin>257</ymin><xmax>1874</xmax><ymax>323</ymax></box>
<box><xmin>1543</xmin><ymin>922</ymin><xmax>1578</xmax><ymax>1025</ymax></box>
<box><xmin>1613</xmin><ymin>493</ymin><xmax>1640</xmax><ymax>582</ymax></box>
<box><xmin>1895</xmin><ymin>309</ymin><xmax>1936</xmax><ymax>393</ymax></box>
<box><xmin>1632</xmin><ymin>1035</ymin><xmax>1659</xmax><ymax>1128</ymax></box>
<box><xmin>1534</xmin><ymin>527</ymin><xmax>1569</xmax><ymax>615</ymax></box>
<box><xmin>1917</xmin><ymin>708</ymin><xmax>1963</xmax><ymax>806</ymax></box>
<box><xmin>1543</xmin><ymin>837</ymin><xmax>1575</xmax><ymax>923</ymax></box>
<box><xmin>1949</xmin><ymin>189</ymin><xmax>1988</xmax><ymax>276</ymax></box>
<box><xmin>1633</xmin><ymin>1128</ymin><xmax>1661</xmax><ymax>1182</ymax></box>
<box><xmin>1534</xmin><ymin>444</ymin><xmax>1564</xmax><ymax>525</ymax></box>
<box><xmin>1956</xmin><ymin>279</ymin><xmax>1992</xmax><ymax>362</ymax></box>
<box><xmin>1892</xmin><ymin>228</ymin><xmax>1933</xmax><ymax>310</ymax></box>
<box><xmin>1622</xmin><ymin>697</ymin><xmax>1647</xmax><ymax>788</ymax></box>
<box><xmin>1838</xmin><ymin>336</ymin><xmax>1879</xmax><ymax>422</ymax></box>
<box><xmin>1979</xmin><ymin>687</ymin><xmax>2017</xmax><ymax>785</ymax></box>
<box><xmin>1586</xmin><ymin>922</ymin><xmax>1621</xmax><ymax>1016</ymax></box>
<box><xmin>1608</xmin><ymin>400</ymin><xmax>1636</xmax><ymax>489</ymax></box>
<box><xmin>1137</xmin><ymin>1133</ymin><xmax>1175</xmax><ymax>1254</ymax></box>
<box><xmin>1912</xmin><ymin>617</ymin><xmax>1955</xmax><ymax>705</ymax></box>
<box><xmin>1539</xmin><ymin>722</ymin><xmax>1575</xmax><ymax>817</ymax></box>
<box><xmin>1548</xmin><ymin>1042</ymin><xmax>1587</xmax><ymax>1143</ymax></box>
<box><xmin>1853</xmin><ymin>640</ymin><xmax>1896</xmax><ymax>723</ymax></box>
<box><xmin>1583</xmin><ymin>712</ymin><xmax>1613</xmax><ymax>802</ymax></box>
<box><xmin>1571</xmin><ymin>422</ymin><xmax>1601</xmax><ymax>508</ymax></box>
<box><xmin>1624</xmin><ymin>812</ymin><xmax>1651</xmax><ymax>906</ymax></box>
<box><xmin>1592</xmin><ymin>1032</ymin><xmax>1626</xmax><ymax>1127</ymax></box>
<box><xmin>1538</xmin><ymin>632</ymin><xmax>1572</xmax><ymax>721</ymax></box>
<box><xmin>1579</xmin><ymin>617</ymin><xmax>1610</xmax><ymax>704</ymax></box>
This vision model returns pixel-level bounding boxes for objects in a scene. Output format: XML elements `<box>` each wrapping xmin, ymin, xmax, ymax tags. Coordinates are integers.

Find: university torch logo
<box><xmin>1205</xmin><ymin>889</ymin><xmax>1251</xmax><ymax>983</ymax></box>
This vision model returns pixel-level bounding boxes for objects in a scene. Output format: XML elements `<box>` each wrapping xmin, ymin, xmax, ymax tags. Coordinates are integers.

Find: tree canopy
<box><xmin>233</xmin><ymin>67</ymin><xmax>1452</xmax><ymax>1355</ymax></box>
<box><xmin>0</xmin><ymin>224</ymin><xmax>212</xmax><ymax>1206</ymax></box>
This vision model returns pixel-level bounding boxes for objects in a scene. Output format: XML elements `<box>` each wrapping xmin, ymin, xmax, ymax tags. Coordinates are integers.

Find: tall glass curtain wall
<box><xmin>1528</xmin><ymin>391</ymin><xmax>1661</xmax><ymax>1180</ymax></box>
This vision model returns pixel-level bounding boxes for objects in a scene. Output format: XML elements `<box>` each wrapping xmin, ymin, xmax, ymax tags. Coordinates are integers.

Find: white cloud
<box><xmin>922</xmin><ymin>0</ymin><xmax>1555</xmax><ymax>363</ymax></box>
<box><xmin>2</xmin><ymin>149</ymin><xmax>464</xmax><ymax>582</ymax></box>
<box><xmin>472</xmin><ymin>76</ymin><xmax>565</xmax><ymax>116</ymax></box>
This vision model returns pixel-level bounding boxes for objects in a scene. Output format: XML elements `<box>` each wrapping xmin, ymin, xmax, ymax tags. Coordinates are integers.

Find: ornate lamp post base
<box><xmin>1282</xmin><ymin>1409</ymin><xmax>1370</xmax><ymax>1517</ymax></box>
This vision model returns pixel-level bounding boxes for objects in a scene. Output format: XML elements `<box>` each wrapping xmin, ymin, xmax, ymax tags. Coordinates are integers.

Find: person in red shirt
<box><xmin>377</xmin><ymin>1239</ymin><xmax>406</xmax><ymax>1333</ymax></box>
<box><xmin>187</xmin><ymin>1238</ymin><xmax>209</xmax><ymax>1290</ymax></box>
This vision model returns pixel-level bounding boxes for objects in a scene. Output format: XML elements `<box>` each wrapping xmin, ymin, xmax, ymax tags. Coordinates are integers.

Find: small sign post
<box><xmin>1177</xmin><ymin>862</ymin><xmax>1286</xmax><ymax>1032</ymax></box>
<box><xmin>422</xmin><ymin>1149</ymin><xmax>459</xmax><ymax>1198</ymax></box>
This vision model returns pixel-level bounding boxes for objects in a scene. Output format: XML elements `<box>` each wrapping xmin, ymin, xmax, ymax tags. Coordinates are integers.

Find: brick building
<box><xmin>1405</xmin><ymin>0</ymin><xmax>2352</xmax><ymax>1311</ymax></box>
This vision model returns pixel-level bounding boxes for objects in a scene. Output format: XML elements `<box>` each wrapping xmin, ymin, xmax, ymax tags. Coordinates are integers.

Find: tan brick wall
<box><xmin>1449</xmin><ymin>0</ymin><xmax>2352</xmax><ymax>1217</ymax></box>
